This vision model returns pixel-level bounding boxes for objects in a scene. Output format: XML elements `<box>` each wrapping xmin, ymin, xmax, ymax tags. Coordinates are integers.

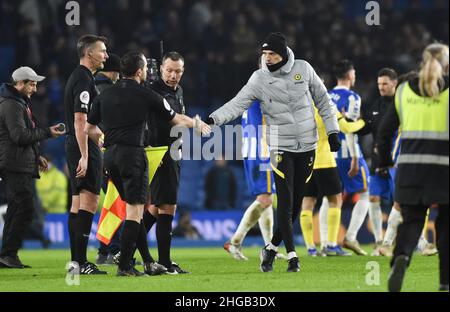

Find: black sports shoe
<box><xmin>144</xmin><ymin>261</ymin><xmax>167</xmax><ymax>276</ymax></box>
<box><xmin>259</xmin><ymin>247</ymin><xmax>276</xmax><ymax>273</ymax></box>
<box><xmin>130</xmin><ymin>259</ymin><xmax>145</xmax><ymax>276</ymax></box>
<box><xmin>388</xmin><ymin>255</ymin><xmax>409</xmax><ymax>292</ymax></box>
<box><xmin>80</xmin><ymin>262</ymin><xmax>107</xmax><ymax>275</ymax></box>
<box><xmin>117</xmin><ymin>267</ymin><xmax>144</xmax><ymax>277</ymax></box>
<box><xmin>96</xmin><ymin>253</ymin><xmax>108</xmax><ymax>265</ymax></box>
<box><xmin>117</xmin><ymin>259</ymin><xmax>145</xmax><ymax>277</ymax></box>
<box><xmin>0</xmin><ymin>255</ymin><xmax>29</xmax><ymax>269</ymax></box>
<box><xmin>166</xmin><ymin>262</ymin><xmax>190</xmax><ymax>275</ymax></box>
<box><xmin>439</xmin><ymin>284</ymin><xmax>449</xmax><ymax>291</ymax></box>
<box><xmin>287</xmin><ymin>257</ymin><xmax>300</xmax><ymax>272</ymax></box>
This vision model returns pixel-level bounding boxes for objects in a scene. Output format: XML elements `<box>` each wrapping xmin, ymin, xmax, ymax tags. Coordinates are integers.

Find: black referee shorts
<box><xmin>304</xmin><ymin>167</ymin><xmax>342</xmax><ymax>197</ymax></box>
<box><xmin>150</xmin><ymin>152</ymin><xmax>180</xmax><ymax>206</ymax></box>
<box><xmin>65</xmin><ymin>135</ymin><xmax>103</xmax><ymax>196</ymax></box>
<box><xmin>104</xmin><ymin>144</ymin><xmax>148</xmax><ymax>205</ymax></box>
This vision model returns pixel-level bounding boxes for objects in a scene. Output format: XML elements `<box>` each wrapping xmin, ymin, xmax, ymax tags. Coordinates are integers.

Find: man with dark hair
<box><xmin>329</xmin><ymin>59</ymin><xmax>372</xmax><ymax>256</ymax></box>
<box><xmin>64</xmin><ymin>34</ymin><xmax>108</xmax><ymax>274</ymax></box>
<box><xmin>0</xmin><ymin>67</ymin><xmax>65</xmax><ymax>268</ymax></box>
<box><xmin>332</xmin><ymin>60</ymin><xmax>355</xmax><ymax>81</ymax></box>
<box><xmin>364</xmin><ymin>69</ymin><xmax>437</xmax><ymax>257</ymax></box>
<box><xmin>86</xmin><ymin>51</ymin><xmax>210</xmax><ymax>276</ymax></box>
<box><xmin>77</xmin><ymin>35</ymin><xmax>108</xmax><ymax>59</ymax></box>
<box><xmin>142</xmin><ymin>51</ymin><xmax>190</xmax><ymax>274</ymax></box>
<box><xmin>361</xmin><ymin>68</ymin><xmax>399</xmax><ymax>256</ymax></box>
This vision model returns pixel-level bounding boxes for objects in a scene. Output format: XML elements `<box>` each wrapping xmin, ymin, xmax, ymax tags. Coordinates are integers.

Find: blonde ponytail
<box><xmin>418</xmin><ymin>43</ymin><xmax>449</xmax><ymax>99</ymax></box>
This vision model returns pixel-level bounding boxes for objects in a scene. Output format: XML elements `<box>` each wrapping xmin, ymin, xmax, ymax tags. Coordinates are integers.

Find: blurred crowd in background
<box><xmin>0</xmin><ymin>0</ymin><xmax>448</xmax><ymax>218</ymax></box>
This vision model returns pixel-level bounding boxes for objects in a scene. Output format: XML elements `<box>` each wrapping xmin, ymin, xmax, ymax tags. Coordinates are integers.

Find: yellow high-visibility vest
<box><xmin>395</xmin><ymin>82</ymin><xmax>449</xmax><ymax>166</ymax></box>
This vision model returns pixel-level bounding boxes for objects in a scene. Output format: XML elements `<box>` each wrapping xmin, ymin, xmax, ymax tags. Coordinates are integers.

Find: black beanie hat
<box><xmin>101</xmin><ymin>53</ymin><xmax>121</xmax><ymax>73</ymax></box>
<box><xmin>261</xmin><ymin>32</ymin><xmax>288</xmax><ymax>60</ymax></box>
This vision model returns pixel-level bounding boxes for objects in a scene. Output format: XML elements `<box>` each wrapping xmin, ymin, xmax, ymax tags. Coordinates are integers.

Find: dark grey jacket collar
<box><xmin>0</xmin><ymin>83</ymin><xmax>30</xmax><ymax>107</ymax></box>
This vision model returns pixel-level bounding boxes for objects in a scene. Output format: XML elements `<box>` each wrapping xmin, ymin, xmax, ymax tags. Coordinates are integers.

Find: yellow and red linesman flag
<box><xmin>96</xmin><ymin>146</ymin><xmax>169</xmax><ymax>245</ymax></box>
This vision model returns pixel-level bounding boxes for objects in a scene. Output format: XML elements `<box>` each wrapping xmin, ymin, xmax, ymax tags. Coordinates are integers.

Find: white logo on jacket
<box><xmin>80</xmin><ymin>91</ymin><xmax>90</xmax><ymax>105</ymax></box>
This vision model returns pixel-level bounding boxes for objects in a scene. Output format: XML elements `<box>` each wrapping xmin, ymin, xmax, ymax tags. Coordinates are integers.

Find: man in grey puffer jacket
<box><xmin>208</xmin><ymin>32</ymin><xmax>340</xmax><ymax>273</ymax></box>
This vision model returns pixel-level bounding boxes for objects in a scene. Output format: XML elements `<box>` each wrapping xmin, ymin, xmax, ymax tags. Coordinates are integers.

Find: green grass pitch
<box><xmin>0</xmin><ymin>246</ymin><xmax>440</xmax><ymax>292</ymax></box>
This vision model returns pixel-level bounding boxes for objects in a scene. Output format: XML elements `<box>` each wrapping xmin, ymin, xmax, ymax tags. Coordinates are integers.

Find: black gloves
<box><xmin>205</xmin><ymin>117</ymin><xmax>215</xmax><ymax>125</ymax></box>
<box><xmin>328</xmin><ymin>133</ymin><xmax>341</xmax><ymax>152</ymax></box>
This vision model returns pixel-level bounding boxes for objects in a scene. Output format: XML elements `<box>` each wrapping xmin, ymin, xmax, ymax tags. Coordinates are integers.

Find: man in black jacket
<box><xmin>362</xmin><ymin>68</ymin><xmax>399</xmax><ymax>255</ymax></box>
<box><xmin>0</xmin><ymin>67</ymin><xmax>64</xmax><ymax>268</ymax></box>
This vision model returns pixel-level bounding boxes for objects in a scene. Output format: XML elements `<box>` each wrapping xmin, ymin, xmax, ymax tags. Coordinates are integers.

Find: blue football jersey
<box><xmin>329</xmin><ymin>87</ymin><xmax>364</xmax><ymax>159</ymax></box>
<box><xmin>241</xmin><ymin>100</ymin><xmax>270</xmax><ymax>162</ymax></box>
<box><xmin>242</xmin><ymin>100</ymin><xmax>275</xmax><ymax>195</ymax></box>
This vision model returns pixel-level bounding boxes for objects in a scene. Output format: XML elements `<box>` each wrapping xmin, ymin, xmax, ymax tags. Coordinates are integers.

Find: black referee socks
<box><xmin>75</xmin><ymin>210</ymin><xmax>94</xmax><ymax>264</ymax></box>
<box><xmin>156</xmin><ymin>214</ymin><xmax>174</xmax><ymax>267</ymax></box>
<box><xmin>119</xmin><ymin>220</ymin><xmax>140</xmax><ymax>271</ymax></box>
<box><xmin>143</xmin><ymin>210</ymin><xmax>157</xmax><ymax>233</ymax></box>
<box><xmin>68</xmin><ymin>212</ymin><xmax>77</xmax><ymax>262</ymax></box>
<box><xmin>136</xmin><ymin>220</ymin><xmax>153</xmax><ymax>263</ymax></box>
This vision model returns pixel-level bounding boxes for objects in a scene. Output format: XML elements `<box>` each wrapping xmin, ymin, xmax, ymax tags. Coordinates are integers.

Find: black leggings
<box><xmin>270</xmin><ymin>150</ymin><xmax>315</xmax><ymax>253</ymax></box>
<box><xmin>392</xmin><ymin>203</ymin><xmax>449</xmax><ymax>285</ymax></box>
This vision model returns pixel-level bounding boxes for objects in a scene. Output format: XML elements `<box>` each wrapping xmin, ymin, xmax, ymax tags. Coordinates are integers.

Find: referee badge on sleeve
<box><xmin>80</xmin><ymin>91</ymin><xmax>90</xmax><ymax>104</ymax></box>
<box><xmin>80</xmin><ymin>91</ymin><xmax>90</xmax><ymax>109</ymax></box>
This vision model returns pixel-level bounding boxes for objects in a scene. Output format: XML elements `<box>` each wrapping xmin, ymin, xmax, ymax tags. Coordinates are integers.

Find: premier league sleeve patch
<box><xmin>80</xmin><ymin>91</ymin><xmax>90</xmax><ymax>110</ymax></box>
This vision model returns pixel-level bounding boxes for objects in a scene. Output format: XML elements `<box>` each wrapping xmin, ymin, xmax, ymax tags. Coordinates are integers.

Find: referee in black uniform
<box><xmin>64</xmin><ymin>35</ymin><xmax>108</xmax><ymax>274</ymax></box>
<box><xmin>143</xmin><ymin>52</ymin><xmax>189</xmax><ymax>274</ymax></box>
<box><xmin>86</xmin><ymin>51</ymin><xmax>210</xmax><ymax>276</ymax></box>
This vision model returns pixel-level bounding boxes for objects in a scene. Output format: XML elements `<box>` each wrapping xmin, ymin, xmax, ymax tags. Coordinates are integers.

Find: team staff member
<box><xmin>377</xmin><ymin>43</ymin><xmax>449</xmax><ymax>292</ymax></box>
<box><xmin>361</xmin><ymin>68</ymin><xmax>399</xmax><ymax>255</ymax></box>
<box><xmin>86</xmin><ymin>51</ymin><xmax>210</xmax><ymax>276</ymax></box>
<box><xmin>64</xmin><ymin>34</ymin><xmax>108</xmax><ymax>275</ymax></box>
<box><xmin>0</xmin><ymin>67</ymin><xmax>64</xmax><ymax>268</ymax></box>
<box><xmin>208</xmin><ymin>32</ymin><xmax>340</xmax><ymax>273</ymax></box>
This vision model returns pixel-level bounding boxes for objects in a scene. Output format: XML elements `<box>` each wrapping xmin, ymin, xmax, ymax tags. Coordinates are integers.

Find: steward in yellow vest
<box><xmin>377</xmin><ymin>43</ymin><xmax>449</xmax><ymax>292</ymax></box>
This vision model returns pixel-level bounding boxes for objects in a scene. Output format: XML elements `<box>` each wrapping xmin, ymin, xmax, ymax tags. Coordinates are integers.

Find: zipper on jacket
<box><xmin>287</xmin><ymin>82</ymin><xmax>304</xmax><ymax>149</ymax></box>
